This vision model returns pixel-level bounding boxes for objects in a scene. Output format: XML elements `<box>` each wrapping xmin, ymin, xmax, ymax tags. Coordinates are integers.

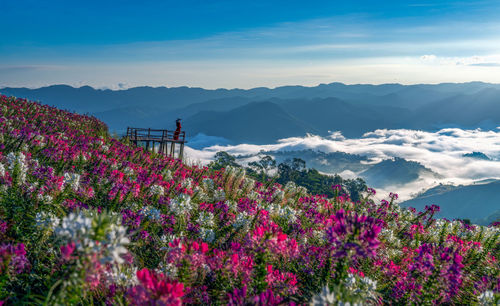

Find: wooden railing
<box><xmin>125</xmin><ymin>127</ymin><xmax>186</xmax><ymax>160</ymax></box>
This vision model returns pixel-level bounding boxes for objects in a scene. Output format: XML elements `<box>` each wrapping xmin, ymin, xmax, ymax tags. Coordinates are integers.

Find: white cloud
<box><xmin>185</xmin><ymin>128</ymin><xmax>500</xmax><ymax>200</ymax></box>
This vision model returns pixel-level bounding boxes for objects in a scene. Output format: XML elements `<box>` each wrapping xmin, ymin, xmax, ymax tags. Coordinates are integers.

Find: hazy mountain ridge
<box><xmin>401</xmin><ymin>180</ymin><xmax>500</xmax><ymax>225</ymax></box>
<box><xmin>3</xmin><ymin>82</ymin><xmax>500</xmax><ymax>141</ymax></box>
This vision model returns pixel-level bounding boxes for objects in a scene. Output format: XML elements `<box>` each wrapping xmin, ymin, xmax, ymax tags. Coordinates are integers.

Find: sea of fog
<box><xmin>183</xmin><ymin>128</ymin><xmax>500</xmax><ymax>201</ymax></box>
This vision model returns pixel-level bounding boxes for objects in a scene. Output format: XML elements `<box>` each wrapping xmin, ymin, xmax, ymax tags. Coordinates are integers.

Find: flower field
<box><xmin>0</xmin><ymin>94</ymin><xmax>498</xmax><ymax>305</ymax></box>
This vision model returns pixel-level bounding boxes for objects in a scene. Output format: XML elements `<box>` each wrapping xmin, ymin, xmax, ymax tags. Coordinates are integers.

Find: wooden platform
<box><xmin>126</xmin><ymin>127</ymin><xmax>186</xmax><ymax>160</ymax></box>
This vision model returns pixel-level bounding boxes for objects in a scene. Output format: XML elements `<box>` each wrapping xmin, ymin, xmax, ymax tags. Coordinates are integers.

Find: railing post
<box><xmin>126</xmin><ymin>127</ymin><xmax>185</xmax><ymax>159</ymax></box>
<box><xmin>179</xmin><ymin>143</ymin><xmax>184</xmax><ymax>161</ymax></box>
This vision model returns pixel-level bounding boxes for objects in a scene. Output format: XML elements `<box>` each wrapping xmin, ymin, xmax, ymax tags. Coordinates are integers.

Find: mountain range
<box><xmin>2</xmin><ymin>82</ymin><xmax>500</xmax><ymax>142</ymax></box>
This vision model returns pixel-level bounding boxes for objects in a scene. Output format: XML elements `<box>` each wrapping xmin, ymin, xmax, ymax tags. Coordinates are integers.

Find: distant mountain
<box><xmin>463</xmin><ymin>152</ymin><xmax>491</xmax><ymax>160</ymax></box>
<box><xmin>93</xmin><ymin>96</ymin><xmax>253</xmax><ymax>133</ymax></box>
<box><xmin>415</xmin><ymin>87</ymin><xmax>500</xmax><ymax>128</ymax></box>
<box><xmin>184</xmin><ymin>101</ymin><xmax>318</xmax><ymax>143</ymax></box>
<box><xmin>281</xmin><ymin>97</ymin><xmax>410</xmax><ymax>137</ymax></box>
<box><xmin>3</xmin><ymin>82</ymin><xmax>500</xmax><ymax>141</ymax></box>
<box><xmin>401</xmin><ymin>180</ymin><xmax>500</xmax><ymax>224</ymax></box>
<box><xmin>0</xmin><ymin>84</ymin><xmax>253</xmax><ymax>114</ymax></box>
<box><xmin>360</xmin><ymin>157</ymin><xmax>439</xmax><ymax>188</ymax></box>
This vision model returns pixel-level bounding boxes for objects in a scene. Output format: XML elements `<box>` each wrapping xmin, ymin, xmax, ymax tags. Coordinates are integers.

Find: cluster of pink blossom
<box><xmin>0</xmin><ymin>94</ymin><xmax>498</xmax><ymax>304</ymax></box>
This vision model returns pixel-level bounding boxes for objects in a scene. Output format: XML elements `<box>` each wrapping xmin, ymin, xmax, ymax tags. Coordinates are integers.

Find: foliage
<box><xmin>212</xmin><ymin>153</ymin><xmax>367</xmax><ymax>202</ymax></box>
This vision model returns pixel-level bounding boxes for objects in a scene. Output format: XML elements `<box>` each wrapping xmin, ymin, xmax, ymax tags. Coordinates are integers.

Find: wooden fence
<box><xmin>125</xmin><ymin>127</ymin><xmax>186</xmax><ymax>160</ymax></box>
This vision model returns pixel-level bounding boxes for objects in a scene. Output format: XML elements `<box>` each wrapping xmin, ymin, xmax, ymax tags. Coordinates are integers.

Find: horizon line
<box><xmin>1</xmin><ymin>80</ymin><xmax>499</xmax><ymax>91</ymax></box>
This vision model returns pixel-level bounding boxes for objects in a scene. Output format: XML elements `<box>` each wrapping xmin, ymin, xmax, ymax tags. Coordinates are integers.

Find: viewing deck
<box><xmin>125</xmin><ymin>127</ymin><xmax>186</xmax><ymax>160</ymax></box>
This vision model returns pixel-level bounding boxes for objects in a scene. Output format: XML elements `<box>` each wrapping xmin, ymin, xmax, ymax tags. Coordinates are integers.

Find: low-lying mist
<box><xmin>184</xmin><ymin>127</ymin><xmax>500</xmax><ymax>201</ymax></box>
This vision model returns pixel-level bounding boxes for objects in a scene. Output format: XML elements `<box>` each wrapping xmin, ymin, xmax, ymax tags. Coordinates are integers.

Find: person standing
<box><xmin>174</xmin><ymin>118</ymin><xmax>182</xmax><ymax>140</ymax></box>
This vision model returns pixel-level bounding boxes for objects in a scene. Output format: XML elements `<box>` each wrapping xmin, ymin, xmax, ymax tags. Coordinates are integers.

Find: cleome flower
<box><xmin>54</xmin><ymin>211</ymin><xmax>130</xmax><ymax>265</ymax></box>
<box><xmin>63</xmin><ymin>172</ymin><xmax>81</xmax><ymax>191</ymax></box>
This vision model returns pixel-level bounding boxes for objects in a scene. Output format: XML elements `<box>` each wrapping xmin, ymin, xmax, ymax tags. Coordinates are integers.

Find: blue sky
<box><xmin>1</xmin><ymin>0</ymin><xmax>500</xmax><ymax>88</ymax></box>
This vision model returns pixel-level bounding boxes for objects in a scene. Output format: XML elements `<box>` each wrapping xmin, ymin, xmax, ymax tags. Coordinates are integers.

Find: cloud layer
<box><xmin>185</xmin><ymin>127</ymin><xmax>500</xmax><ymax>200</ymax></box>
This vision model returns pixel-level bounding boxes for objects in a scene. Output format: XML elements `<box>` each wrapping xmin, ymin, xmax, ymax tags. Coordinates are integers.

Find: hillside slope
<box><xmin>401</xmin><ymin>181</ymin><xmax>500</xmax><ymax>223</ymax></box>
<box><xmin>0</xmin><ymin>94</ymin><xmax>498</xmax><ymax>305</ymax></box>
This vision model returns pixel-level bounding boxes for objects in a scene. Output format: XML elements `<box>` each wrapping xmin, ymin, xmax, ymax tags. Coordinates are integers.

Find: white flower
<box><xmin>63</xmin><ymin>172</ymin><xmax>81</xmax><ymax>191</ymax></box>
<box><xmin>477</xmin><ymin>290</ymin><xmax>494</xmax><ymax>305</ymax></box>
<box><xmin>141</xmin><ymin>206</ymin><xmax>162</xmax><ymax>221</ymax></box>
<box><xmin>271</xmin><ymin>189</ymin><xmax>285</xmax><ymax>204</ymax></box>
<box><xmin>103</xmin><ymin>266</ymin><xmax>138</xmax><ymax>286</ymax></box>
<box><xmin>158</xmin><ymin>262</ymin><xmax>178</xmax><ymax>277</ymax></box>
<box><xmin>248</xmin><ymin>191</ymin><xmax>260</xmax><ymax>201</ymax></box>
<box><xmin>200</xmin><ymin>227</ymin><xmax>216</xmax><ymax>243</ymax></box>
<box><xmin>277</xmin><ymin>206</ymin><xmax>297</xmax><ymax>222</ymax></box>
<box><xmin>360</xmin><ymin>276</ymin><xmax>377</xmax><ymax>292</ymax></box>
<box><xmin>196</xmin><ymin>211</ymin><xmax>215</xmax><ymax>227</ymax></box>
<box><xmin>202</xmin><ymin>178</ymin><xmax>215</xmax><ymax>191</ymax></box>
<box><xmin>55</xmin><ymin>212</ymin><xmax>93</xmax><ymax>249</ymax></box>
<box><xmin>0</xmin><ymin>162</ymin><xmax>5</xmax><ymax>177</ymax></box>
<box><xmin>233</xmin><ymin>212</ymin><xmax>251</xmax><ymax>230</ymax></box>
<box><xmin>225</xmin><ymin>200</ymin><xmax>238</xmax><ymax>211</ymax></box>
<box><xmin>169</xmin><ymin>194</ymin><xmax>192</xmax><ymax>215</ymax></box>
<box><xmin>55</xmin><ymin>212</ymin><xmax>130</xmax><ymax>265</ymax></box>
<box><xmin>149</xmin><ymin>184</ymin><xmax>165</xmax><ymax>196</ymax></box>
<box><xmin>104</xmin><ymin>224</ymin><xmax>130</xmax><ymax>264</ymax></box>
<box><xmin>345</xmin><ymin>273</ymin><xmax>357</xmax><ymax>288</ymax></box>
<box><xmin>123</xmin><ymin>166</ymin><xmax>134</xmax><ymax>176</ymax></box>
<box><xmin>310</xmin><ymin>286</ymin><xmax>336</xmax><ymax>305</ymax></box>
<box><xmin>162</xmin><ymin>169</ymin><xmax>173</xmax><ymax>180</ymax></box>
<box><xmin>181</xmin><ymin>178</ymin><xmax>193</xmax><ymax>189</ymax></box>
<box><xmin>35</xmin><ymin>212</ymin><xmax>60</xmax><ymax>230</ymax></box>
<box><xmin>37</xmin><ymin>193</ymin><xmax>53</xmax><ymax>204</ymax></box>
<box><xmin>6</xmin><ymin>152</ymin><xmax>28</xmax><ymax>183</ymax></box>
<box><xmin>214</xmin><ymin>188</ymin><xmax>226</xmax><ymax>201</ymax></box>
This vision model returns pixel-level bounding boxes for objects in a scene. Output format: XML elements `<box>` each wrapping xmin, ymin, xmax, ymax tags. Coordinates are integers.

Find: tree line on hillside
<box><xmin>208</xmin><ymin>151</ymin><xmax>367</xmax><ymax>201</ymax></box>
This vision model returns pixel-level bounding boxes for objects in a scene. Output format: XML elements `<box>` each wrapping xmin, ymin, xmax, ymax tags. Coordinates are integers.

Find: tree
<box><xmin>248</xmin><ymin>155</ymin><xmax>276</xmax><ymax>181</ymax></box>
<box><xmin>208</xmin><ymin>151</ymin><xmax>239</xmax><ymax>170</ymax></box>
<box><xmin>342</xmin><ymin>177</ymin><xmax>367</xmax><ymax>202</ymax></box>
<box><xmin>290</xmin><ymin>158</ymin><xmax>306</xmax><ymax>172</ymax></box>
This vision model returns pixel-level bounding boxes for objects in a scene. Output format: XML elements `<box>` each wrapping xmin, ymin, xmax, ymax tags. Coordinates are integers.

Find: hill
<box><xmin>184</xmin><ymin>101</ymin><xmax>318</xmax><ymax>143</ymax></box>
<box><xmin>360</xmin><ymin>157</ymin><xmax>440</xmax><ymax>188</ymax></box>
<box><xmin>401</xmin><ymin>181</ymin><xmax>500</xmax><ymax>224</ymax></box>
<box><xmin>0</xmin><ymin>94</ymin><xmax>498</xmax><ymax>304</ymax></box>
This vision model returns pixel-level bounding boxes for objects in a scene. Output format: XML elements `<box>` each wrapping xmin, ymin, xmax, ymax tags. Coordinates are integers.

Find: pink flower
<box><xmin>277</xmin><ymin>233</ymin><xmax>287</xmax><ymax>242</ymax></box>
<box><xmin>60</xmin><ymin>242</ymin><xmax>76</xmax><ymax>261</ymax></box>
<box><xmin>200</xmin><ymin>242</ymin><xmax>209</xmax><ymax>254</ymax></box>
<box><xmin>128</xmin><ymin>268</ymin><xmax>185</xmax><ymax>305</ymax></box>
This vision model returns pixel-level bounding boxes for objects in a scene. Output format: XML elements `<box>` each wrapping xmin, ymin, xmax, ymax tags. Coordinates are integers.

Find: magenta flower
<box><xmin>127</xmin><ymin>268</ymin><xmax>185</xmax><ymax>305</ymax></box>
<box><xmin>60</xmin><ymin>242</ymin><xmax>76</xmax><ymax>261</ymax></box>
<box><xmin>326</xmin><ymin>209</ymin><xmax>382</xmax><ymax>258</ymax></box>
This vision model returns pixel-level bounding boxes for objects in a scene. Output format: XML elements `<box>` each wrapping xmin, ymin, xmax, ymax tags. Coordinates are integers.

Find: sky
<box><xmin>2</xmin><ymin>0</ymin><xmax>500</xmax><ymax>89</ymax></box>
